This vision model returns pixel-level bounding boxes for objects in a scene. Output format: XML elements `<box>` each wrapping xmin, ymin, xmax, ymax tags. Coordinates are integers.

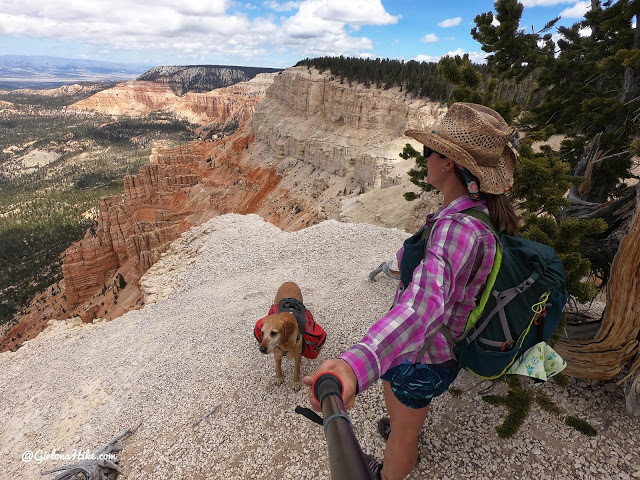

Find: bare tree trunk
<box><xmin>562</xmin><ymin>133</ymin><xmax>637</xmax><ymax>282</ymax></box>
<box><xmin>590</xmin><ymin>0</ymin><xmax>601</xmax><ymax>38</ymax></box>
<box><xmin>556</xmin><ymin>183</ymin><xmax>640</xmax><ymax>381</ymax></box>
<box><xmin>620</xmin><ymin>13</ymin><xmax>640</xmax><ymax>104</ymax></box>
<box><xmin>578</xmin><ymin>185</ymin><xmax>638</xmax><ymax>283</ymax></box>
<box><xmin>550</xmin><ymin>2</ymin><xmax>640</xmax><ymax>385</ymax></box>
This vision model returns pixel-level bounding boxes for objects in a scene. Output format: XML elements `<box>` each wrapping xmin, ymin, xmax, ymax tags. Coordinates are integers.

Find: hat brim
<box><xmin>476</xmin><ymin>146</ymin><xmax>516</xmax><ymax>195</ymax></box>
<box><xmin>404</xmin><ymin>129</ymin><xmax>515</xmax><ymax>194</ymax></box>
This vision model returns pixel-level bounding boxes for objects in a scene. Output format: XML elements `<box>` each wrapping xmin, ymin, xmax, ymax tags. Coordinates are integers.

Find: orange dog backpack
<box><xmin>254</xmin><ymin>298</ymin><xmax>327</xmax><ymax>359</ymax></box>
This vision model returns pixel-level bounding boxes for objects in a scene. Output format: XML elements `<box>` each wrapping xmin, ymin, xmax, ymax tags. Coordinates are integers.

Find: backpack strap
<box><xmin>454</xmin><ymin>208</ymin><xmax>503</xmax><ymax>335</ymax></box>
<box><xmin>450</xmin><ymin>208</ymin><xmax>508</xmax><ymax>337</ymax></box>
<box><xmin>464</xmin><ymin>277</ymin><xmax>536</xmax><ymax>348</ymax></box>
<box><xmin>461</xmin><ymin>208</ymin><xmax>498</xmax><ymax>237</ymax></box>
<box><xmin>456</xmin><ymin>209</ymin><xmax>536</xmax><ymax>349</ymax></box>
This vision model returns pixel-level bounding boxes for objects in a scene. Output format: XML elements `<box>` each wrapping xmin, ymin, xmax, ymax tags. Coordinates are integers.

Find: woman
<box><xmin>304</xmin><ymin>102</ymin><xmax>521</xmax><ymax>480</ymax></box>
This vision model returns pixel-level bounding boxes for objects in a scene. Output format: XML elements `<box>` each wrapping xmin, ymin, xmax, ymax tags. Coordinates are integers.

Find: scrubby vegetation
<box><xmin>297</xmin><ymin>56</ymin><xmax>453</xmax><ymax>101</ymax></box>
<box><xmin>0</xmin><ymin>184</ymin><xmax>121</xmax><ymax>322</ymax></box>
<box><xmin>74</xmin><ymin>115</ymin><xmax>196</xmax><ymax>144</ymax></box>
<box><xmin>0</xmin><ymin>94</ymin><xmax>201</xmax><ymax>324</ymax></box>
<box><xmin>295</xmin><ymin>55</ymin><xmax>541</xmax><ymax>109</ymax></box>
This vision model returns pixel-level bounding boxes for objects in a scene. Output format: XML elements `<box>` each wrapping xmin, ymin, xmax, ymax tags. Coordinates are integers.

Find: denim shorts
<box><xmin>380</xmin><ymin>360</ymin><xmax>461</xmax><ymax>409</ymax></box>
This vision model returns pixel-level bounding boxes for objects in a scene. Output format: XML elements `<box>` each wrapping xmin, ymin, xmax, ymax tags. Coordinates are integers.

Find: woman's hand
<box><xmin>303</xmin><ymin>358</ymin><xmax>358</xmax><ymax>411</ymax></box>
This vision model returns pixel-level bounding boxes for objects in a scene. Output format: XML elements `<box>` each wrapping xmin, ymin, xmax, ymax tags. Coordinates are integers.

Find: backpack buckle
<box><xmin>500</xmin><ymin>340</ymin><xmax>516</xmax><ymax>351</ymax></box>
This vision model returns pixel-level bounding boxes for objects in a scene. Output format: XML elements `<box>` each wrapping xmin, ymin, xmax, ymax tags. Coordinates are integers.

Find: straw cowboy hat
<box><xmin>405</xmin><ymin>102</ymin><xmax>517</xmax><ymax>194</ymax></box>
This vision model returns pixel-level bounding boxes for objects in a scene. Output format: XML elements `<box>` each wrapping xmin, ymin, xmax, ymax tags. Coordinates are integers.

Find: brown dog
<box><xmin>258</xmin><ymin>282</ymin><xmax>304</xmax><ymax>391</ymax></box>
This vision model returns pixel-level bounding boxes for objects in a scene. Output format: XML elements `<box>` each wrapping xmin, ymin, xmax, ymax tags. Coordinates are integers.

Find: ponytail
<box><xmin>486</xmin><ymin>193</ymin><xmax>519</xmax><ymax>236</ymax></box>
<box><xmin>453</xmin><ymin>165</ymin><xmax>519</xmax><ymax>235</ymax></box>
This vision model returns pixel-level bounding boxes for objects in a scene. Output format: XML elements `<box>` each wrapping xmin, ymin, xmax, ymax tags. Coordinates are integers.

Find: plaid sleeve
<box><xmin>340</xmin><ymin>216</ymin><xmax>491</xmax><ymax>392</ymax></box>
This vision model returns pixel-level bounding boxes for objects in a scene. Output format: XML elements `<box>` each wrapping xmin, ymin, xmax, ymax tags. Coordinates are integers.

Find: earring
<box><xmin>442</xmin><ymin>168</ymin><xmax>446</xmax><ymax>173</ymax></box>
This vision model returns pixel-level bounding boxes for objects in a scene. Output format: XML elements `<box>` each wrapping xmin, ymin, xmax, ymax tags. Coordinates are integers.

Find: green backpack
<box><xmin>410</xmin><ymin>208</ymin><xmax>569</xmax><ymax>380</ymax></box>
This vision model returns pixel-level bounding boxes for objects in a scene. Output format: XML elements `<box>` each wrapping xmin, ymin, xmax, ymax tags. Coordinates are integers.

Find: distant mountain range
<box><xmin>0</xmin><ymin>56</ymin><xmax>282</xmax><ymax>91</ymax></box>
<box><xmin>0</xmin><ymin>55</ymin><xmax>150</xmax><ymax>89</ymax></box>
<box><xmin>138</xmin><ymin>65</ymin><xmax>282</xmax><ymax>95</ymax></box>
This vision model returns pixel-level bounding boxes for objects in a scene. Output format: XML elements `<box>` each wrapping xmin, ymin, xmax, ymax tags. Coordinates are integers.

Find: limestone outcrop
<box><xmin>70</xmin><ymin>81</ymin><xmax>177</xmax><ymax>116</ymax></box>
<box><xmin>69</xmin><ymin>74</ymin><xmax>277</xmax><ymax>127</ymax></box>
<box><xmin>252</xmin><ymin>67</ymin><xmax>444</xmax><ymax>190</ymax></box>
<box><xmin>170</xmin><ymin>80</ymin><xmax>268</xmax><ymax>125</ymax></box>
<box><xmin>61</xmin><ymin>142</ymin><xmax>209</xmax><ymax>310</ymax></box>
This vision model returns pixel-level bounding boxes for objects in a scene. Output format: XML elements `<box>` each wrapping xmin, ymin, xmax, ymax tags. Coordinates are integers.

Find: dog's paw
<box><xmin>275</xmin><ymin>377</ymin><xmax>284</xmax><ymax>386</ymax></box>
<box><xmin>293</xmin><ymin>381</ymin><xmax>302</xmax><ymax>391</ymax></box>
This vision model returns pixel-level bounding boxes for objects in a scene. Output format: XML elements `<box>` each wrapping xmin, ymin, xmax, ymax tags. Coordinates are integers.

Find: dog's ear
<box><xmin>283</xmin><ymin>315</ymin><xmax>296</xmax><ymax>339</ymax></box>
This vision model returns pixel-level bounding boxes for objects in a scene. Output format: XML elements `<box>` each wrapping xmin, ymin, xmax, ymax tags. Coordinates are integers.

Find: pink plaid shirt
<box><xmin>340</xmin><ymin>196</ymin><xmax>497</xmax><ymax>392</ymax></box>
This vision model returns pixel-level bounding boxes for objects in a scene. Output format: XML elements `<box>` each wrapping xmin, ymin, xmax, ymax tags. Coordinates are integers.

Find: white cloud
<box><xmin>559</xmin><ymin>1</ymin><xmax>590</xmax><ymax>18</ymax></box>
<box><xmin>0</xmin><ymin>1</ymin><xmax>234</xmax><ymax>41</ymax></box>
<box><xmin>304</xmin><ymin>0</ymin><xmax>399</xmax><ymax>26</ymax></box>
<box><xmin>245</xmin><ymin>3</ymin><xmax>258</xmax><ymax>9</ymax></box>
<box><xmin>422</xmin><ymin>33</ymin><xmax>438</xmax><ymax>43</ymax></box>
<box><xmin>446</xmin><ymin>48</ymin><xmax>486</xmax><ymax>64</ymax></box>
<box><xmin>491</xmin><ymin>16</ymin><xmax>500</xmax><ymax>27</ymax></box>
<box><xmin>413</xmin><ymin>48</ymin><xmax>486</xmax><ymax>65</ymax></box>
<box><xmin>0</xmin><ymin>0</ymin><xmax>398</xmax><ymax>63</ymax></box>
<box><xmin>579</xmin><ymin>27</ymin><xmax>592</xmax><ymax>37</ymax></box>
<box><xmin>550</xmin><ymin>33</ymin><xmax>563</xmax><ymax>44</ymax></box>
<box><xmin>412</xmin><ymin>54</ymin><xmax>439</xmax><ymax>63</ymax></box>
<box><xmin>438</xmin><ymin>17</ymin><xmax>462</xmax><ymax>28</ymax></box>
<box><xmin>278</xmin><ymin>0</ymin><xmax>397</xmax><ymax>56</ymax></box>
<box><xmin>264</xmin><ymin>1</ymin><xmax>301</xmax><ymax>11</ymax></box>
<box><xmin>520</xmin><ymin>0</ymin><xmax>574</xmax><ymax>5</ymax></box>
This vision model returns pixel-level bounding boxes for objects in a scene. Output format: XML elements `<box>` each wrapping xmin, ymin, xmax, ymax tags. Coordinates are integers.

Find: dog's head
<box><xmin>258</xmin><ymin>313</ymin><xmax>297</xmax><ymax>354</ymax></box>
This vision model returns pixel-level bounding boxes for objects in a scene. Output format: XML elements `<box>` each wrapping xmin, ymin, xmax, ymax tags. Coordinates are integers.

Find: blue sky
<box><xmin>0</xmin><ymin>0</ymin><xmax>593</xmax><ymax>68</ymax></box>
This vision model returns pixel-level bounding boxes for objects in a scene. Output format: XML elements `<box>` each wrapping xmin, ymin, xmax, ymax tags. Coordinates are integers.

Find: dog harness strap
<box><xmin>270</xmin><ymin>297</ymin><xmax>309</xmax><ymax>352</ymax></box>
<box><xmin>276</xmin><ymin>297</ymin><xmax>309</xmax><ymax>336</ymax></box>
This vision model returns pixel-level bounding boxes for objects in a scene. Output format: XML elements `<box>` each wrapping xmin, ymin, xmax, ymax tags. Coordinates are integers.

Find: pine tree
<box><xmin>472</xmin><ymin>0</ymin><xmax>639</xmax><ymax>286</ymax></box>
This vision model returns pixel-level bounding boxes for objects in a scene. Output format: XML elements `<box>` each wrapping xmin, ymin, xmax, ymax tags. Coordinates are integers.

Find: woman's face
<box><xmin>425</xmin><ymin>150</ymin><xmax>449</xmax><ymax>189</ymax></box>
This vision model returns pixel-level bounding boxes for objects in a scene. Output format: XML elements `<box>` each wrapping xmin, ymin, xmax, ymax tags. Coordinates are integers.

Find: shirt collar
<box><xmin>426</xmin><ymin>195</ymin><xmax>488</xmax><ymax>225</ymax></box>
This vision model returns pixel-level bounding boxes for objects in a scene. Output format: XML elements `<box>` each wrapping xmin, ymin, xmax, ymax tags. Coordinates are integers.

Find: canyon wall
<box><xmin>70</xmin><ymin>81</ymin><xmax>177</xmax><ymax>116</ymax></box>
<box><xmin>252</xmin><ymin>67</ymin><xmax>444</xmax><ymax>189</ymax></box>
<box><xmin>2</xmin><ymin>67</ymin><xmax>445</xmax><ymax>351</ymax></box>
<box><xmin>61</xmin><ymin>143</ymin><xmax>207</xmax><ymax>308</ymax></box>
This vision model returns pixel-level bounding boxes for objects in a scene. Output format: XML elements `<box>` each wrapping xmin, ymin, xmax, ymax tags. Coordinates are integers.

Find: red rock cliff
<box><xmin>0</xmin><ymin>133</ymin><xmax>284</xmax><ymax>351</ymax></box>
<box><xmin>1</xmin><ymin>68</ymin><xmax>428</xmax><ymax>351</ymax></box>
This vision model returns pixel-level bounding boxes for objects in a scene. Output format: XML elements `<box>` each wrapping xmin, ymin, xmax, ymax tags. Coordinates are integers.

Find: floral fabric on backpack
<box><xmin>507</xmin><ymin>341</ymin><xmax>566</xmax><ymax>381</ymax></box>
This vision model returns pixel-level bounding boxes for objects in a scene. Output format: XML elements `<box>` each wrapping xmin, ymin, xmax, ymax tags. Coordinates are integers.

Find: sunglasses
<box><xmin>423</xmin><ymin>145</ymin><xmax>446</xmax><ymax>159</ymax></box>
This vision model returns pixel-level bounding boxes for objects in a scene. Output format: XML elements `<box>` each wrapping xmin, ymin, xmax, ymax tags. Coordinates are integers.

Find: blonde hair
<box><xmin>486</xmin><ymin>193</ymin><xmax>519</xmax><ymax>236</ymax></box>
